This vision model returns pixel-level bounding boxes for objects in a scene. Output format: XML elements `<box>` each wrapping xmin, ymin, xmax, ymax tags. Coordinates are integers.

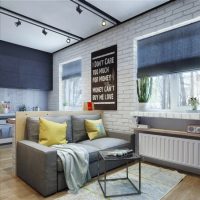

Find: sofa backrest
<box><xmin>15</xmin><ymin>111</ymin><xmax>102</xmax><ymax>143</ymax></box>
<box><xmin>26</xmin><ymin>115</ymin><xmax>72</xmax><ymax>143</ymax></box>
<box><xmin>25</xmin><ymin>114</ymin><xmax>101</xmax><ymax>143</ymax></box>
<box><xmin>72</xmin><ymin>114</ymin><xmax>101</xmax><ymax>142</ymax></box>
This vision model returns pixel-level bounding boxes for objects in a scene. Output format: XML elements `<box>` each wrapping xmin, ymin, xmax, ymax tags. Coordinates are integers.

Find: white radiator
<box><xmin>139</xmin><ymin>133</ymin><xmax>200</xmax><ymax>169</ymax></box>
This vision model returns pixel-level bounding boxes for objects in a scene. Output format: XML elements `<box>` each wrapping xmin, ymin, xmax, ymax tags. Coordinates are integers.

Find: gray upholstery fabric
<box><xmin>25</xmin><ymin>117</ymin><xmax>39</xmax><ymax>142</ymax></box>
<box><xmin>57</xmin><ymin>159</ymin><xmax>127</xmax><ymax>192</ymax></box>
<box><xmin>89</xmin><ymin>159</ymin><xmax>127</xmax><ymax>177</ymax></box>
<box><xmin>17</xmin><ymin>140</ymin><xmax>57</xmax><ymax>196</ymax></box>
<box><xmin>72</xmin><ymin>114</ymin><xmax>101</xmax><ymax>142</ymax></box>
<box><xmin>26</xmin><ymin>115</ymin><xmax>72</xmax><ymax>143</ymax></box>
<box><xmin>58</xmin><ymin>138</ymin><xmax>130</xmax><ymax>172</ymax></box>
<box><xmin>57</xmin><ymin>143</ymin><xmax>100</xmax><ymax>172</ymax></box>
<box><xmin>19</xmin><ymin>113</ymin><xmax>135</xmax><ymax>196</ymax></box>
<box><xmin>57</xmin><ymin>156</ymin><xmax>128</xmax><ymax>191</ymax></box>
<box><xmin>79</xmin><ymin>137</ymin><xmax>129</xmax><ymax>150</ymax></box>
<box><xmin>57</xmin><ymin>172</ymin><xmax>67</xmax><ymax>191</ymax></box>
<box><xmin>107</xmin><ymin>132</ymin><xmax>133</xmax><ymax>141</ymax></box>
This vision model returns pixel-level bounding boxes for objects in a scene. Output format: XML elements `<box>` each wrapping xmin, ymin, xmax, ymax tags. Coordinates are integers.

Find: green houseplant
<box><xmin>137</xmin><ymin>76</ymin><xmax>153</xmax><ymax>110</ymax></box>
<box><xmin>63</xmin><ymin>101</ymin><xmax>69</xmax><ymax>111</ymax></box>
<box><xmin>188</xmin><ymin>97</ymin><xmax>199</xmax><ymax>111</ymax></box>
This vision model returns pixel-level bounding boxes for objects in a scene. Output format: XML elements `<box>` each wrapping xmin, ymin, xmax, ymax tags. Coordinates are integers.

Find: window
<box><xmin>62</xmin><ymin>59</ymin><xmax>82</xmax><ymax>110</ymax></box>
<box><xmin>147</xmin><ymin>70</ymin><xmax>200</xmax><ymax>110</ymax></box>
<box><xmin>62</xmin><ymin>76</ymin><xmax>82</xmax><ymax>109</ymax></box>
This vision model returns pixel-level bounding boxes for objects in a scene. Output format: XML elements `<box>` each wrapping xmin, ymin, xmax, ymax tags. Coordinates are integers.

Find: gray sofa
<box><xmin>17</xmin><ymin>114</ymin><xmax>134</xmax><ymax>196</ymax></box>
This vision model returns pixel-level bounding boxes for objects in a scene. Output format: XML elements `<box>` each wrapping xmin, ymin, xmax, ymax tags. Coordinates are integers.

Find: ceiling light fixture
<box><xmin>70</xmin><ymin>0</ymin><xmax>118</xmax><ymax>26</ymax></box>
<box><xmin>0</xmin><ymin>7</ymin><xmax>82</xmax><ymax>43</ymax></box>
<box><xmin>15</xmin><ymin>19</ymin><xmax>21</xmax><ymax>27</ymax></box>
<box><xmin>42</xmin><ymin>28</ymin><xmax>47</xmax><ymax>36</ymax></box>
<box><xmin>102</xmin><ymin>19</ymin><xmax>107</xmax><ymax>26</ymax></box>
<box><xmin>76</xmin><ymin>4</ymin><xmax>83</xmax><ymax>14</ymax></box>
<box><xmin>66</xmin><ymin>37</ymin><xmax>71</xmax><ymax>43</ymax></box>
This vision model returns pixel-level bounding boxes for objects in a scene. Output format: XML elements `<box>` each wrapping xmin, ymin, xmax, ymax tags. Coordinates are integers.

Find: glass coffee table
<box><xmin>97</xmin><ymin>149</ymin><xmax>141</xmax><ymax>198</ymax></box>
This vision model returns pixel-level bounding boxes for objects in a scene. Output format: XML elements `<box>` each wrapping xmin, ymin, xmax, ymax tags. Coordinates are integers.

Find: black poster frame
<box><xmin>91</xmin><ymin>45</ymin><xmax>117</xmax><ymax>110</ymax></box>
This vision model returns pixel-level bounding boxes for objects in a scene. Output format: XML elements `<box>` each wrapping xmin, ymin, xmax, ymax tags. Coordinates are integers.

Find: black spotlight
<box><xmin>42</xmin><ymin>28</ymin><xmax>47</xmax><ymax>36</ymax></box>
<box><xmin>76</xmin><ymin>5</ymin><xmax>83</xmax><ymax>14</ymax></box>
<box><xmin>15</xmin><ymin>19</ymin><xmax>21</xmax><ymax>27</ymax></box>
<box><xmin>66</xmin><ymin>37</ymin><xmax>71</xmax><ymax>43</ymax></box>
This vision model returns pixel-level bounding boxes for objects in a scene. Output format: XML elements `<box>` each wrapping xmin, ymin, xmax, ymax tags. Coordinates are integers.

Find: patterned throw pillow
<box><xmin>85</xmin><ymin>119</ymin><xmax>107</xmax><ymax>140</ymax></box>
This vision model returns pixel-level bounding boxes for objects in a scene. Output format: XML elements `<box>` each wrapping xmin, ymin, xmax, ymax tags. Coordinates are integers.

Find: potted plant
<box><xmin>63</xmin><ymin>101</ymin><xmax>68</xmax><ymax>111</ymax></box>
<box><xmin>137</xmin><ymin>76</ymin><xmax>153</xmax><ymax>110</ymax></box>
<box><xmin>188</xmin><ymin>97</ymin><xmax>199</xmax><ymax>111</ymax></box>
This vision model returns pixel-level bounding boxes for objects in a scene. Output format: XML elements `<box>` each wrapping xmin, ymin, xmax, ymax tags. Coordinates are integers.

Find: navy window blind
<box><xmin>137</xmin><ymin>21</ymin><xmax>200</xmax><ymax>77</ymax></box>
<box><xmin>62</xmin><ymin>59</ymin><xmax>81</xmax><ymax>80</ymax></box>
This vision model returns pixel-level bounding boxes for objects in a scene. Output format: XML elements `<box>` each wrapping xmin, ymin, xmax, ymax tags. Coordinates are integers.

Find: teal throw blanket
<box><xmin>51</xmin><ymin>144</ymin><xmax>91</xmax><ymax>193</ymax></box>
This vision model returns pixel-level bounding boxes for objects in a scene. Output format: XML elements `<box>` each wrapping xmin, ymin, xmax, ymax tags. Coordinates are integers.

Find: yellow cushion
<box><xmin>85</xmin><ymin>119</ymin><xmax>106</xmax><ymax>140</ymax></box>
<box><xmin>39</xmin><ymin>118</ymin><xmax>67</xmax><ymax>146</ymax></box>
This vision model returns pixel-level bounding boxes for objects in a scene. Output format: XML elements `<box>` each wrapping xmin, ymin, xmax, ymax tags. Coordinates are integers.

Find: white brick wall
<box><xmin>48</xmin><ymin>0</ymin><xmax>200</xmax><ymax>133</ymax></box>
<box><xmin>0</xmin><ymin>88</ymin><xmax>48</xmax><ymax>111</ymax></box>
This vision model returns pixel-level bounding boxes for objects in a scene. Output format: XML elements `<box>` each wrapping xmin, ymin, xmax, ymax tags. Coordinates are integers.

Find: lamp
<box><xmin>102</xmin><ymin>19</ymin><xmax>107</xmax><ymax>26</ymax></box>
<box><xmin>15</xmin><ymin>19</ymin><xmax>21</xmax><ymax>27</ymax></box>
<box><xmin>66</xmin><ymin>37</ymin><xmax>71</xmax><ymax>43</ymax></box>
<box><xmin>42</xmin><ymin>28</ymin><xmax>47</xmax><ymax>36</ymax></box>
<box><xmin>76</xmin><ymin>5</ymin><xmax>83</xmax><ymax>14</ymax></box>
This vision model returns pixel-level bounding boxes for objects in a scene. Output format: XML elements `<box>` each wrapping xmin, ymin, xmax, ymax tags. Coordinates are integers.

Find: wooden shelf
<box><xmin>134</xmin><ymin>127</ymin><xmax>200</xmax><ymax>140</ymax></box>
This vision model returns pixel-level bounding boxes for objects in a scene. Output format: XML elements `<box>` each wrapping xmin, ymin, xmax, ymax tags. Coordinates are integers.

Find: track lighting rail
<box><xmin>70</xmin><ymin>0</ymin><xmax>119</xmax><ymax>25</ymax></box>
<box><xmin>0</xmin><ymin>6</ymin><xmax>83</xmax><ymax>41</ymax></box>
<box><xmin>77</xmin><ymin>0</ymin><xmax>120</xmax><ymax>25</ymax></box>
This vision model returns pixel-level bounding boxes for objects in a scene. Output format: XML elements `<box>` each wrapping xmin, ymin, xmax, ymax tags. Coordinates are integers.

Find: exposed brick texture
<box><xmin>49</xmin><ymin>0</ymin><xmax>200</xmax><ymax>134</ymax></box>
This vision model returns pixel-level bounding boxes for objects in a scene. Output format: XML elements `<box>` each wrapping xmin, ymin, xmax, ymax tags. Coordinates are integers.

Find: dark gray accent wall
<box><xmin>0</xmin><ymin>40</ymin><xmax>52</xmax><ymax>90</ymax></box>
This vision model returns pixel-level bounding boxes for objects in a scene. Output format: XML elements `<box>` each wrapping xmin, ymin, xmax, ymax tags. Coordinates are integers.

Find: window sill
<box><xmin>131</xmin><ymin>110</ymin><xmax>200</xmax><ymax>120</ymax></box>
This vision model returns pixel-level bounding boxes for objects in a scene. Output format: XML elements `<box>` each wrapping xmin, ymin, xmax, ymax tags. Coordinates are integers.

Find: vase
<box><xmin>192</xmin><ymin>104</ymin><xmax>198</xmax><ymax>111</ymax></box>
<box><xmin>139</xmin><ymin>103</ymin><xmax>148</xmax><ymax>111</ymax></box>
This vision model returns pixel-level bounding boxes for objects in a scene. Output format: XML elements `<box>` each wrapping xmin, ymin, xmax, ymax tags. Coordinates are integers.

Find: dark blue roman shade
<box><xmin>62</xmin><ymin>59</ymin><xmax>81</xmax><ymax>80</ymax></box>
<box><xmin>137</xmin><ymin>21</ymin><xmax>200</xmax><ymax>77</ymax></box>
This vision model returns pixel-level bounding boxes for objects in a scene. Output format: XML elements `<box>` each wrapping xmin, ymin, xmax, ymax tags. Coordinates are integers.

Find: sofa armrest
<box><xmin>107</xmin><ymin>131</ymin><xmax>135</xmax><ymax>151</ymax></box>
<box><xmin>17</xmin><ymin>140</ymin><xmax>57</xmax><ymax>196</ymax></box>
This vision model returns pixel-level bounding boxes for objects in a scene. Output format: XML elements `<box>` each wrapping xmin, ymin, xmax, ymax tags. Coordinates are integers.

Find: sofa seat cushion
<box><xmin>57</xmin><ymin>138</ymin><xmax>130</xmax><ymax>172</ymax></box>
<box><xmin>57</xmin><ymin>143</ymin><xmax>100</xmax><ymax>172</ymax></box>
<box><xmin>79</xmin><ymin>137</ymin><xmax>130</xmax><ymax>150</ymax></box>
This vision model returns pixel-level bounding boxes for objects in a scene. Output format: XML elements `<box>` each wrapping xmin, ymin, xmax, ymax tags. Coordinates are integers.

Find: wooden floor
<box><xmin>0</xmin><ymin>145</ymin><xmax>200</xmax><ymax>200</ymax></box>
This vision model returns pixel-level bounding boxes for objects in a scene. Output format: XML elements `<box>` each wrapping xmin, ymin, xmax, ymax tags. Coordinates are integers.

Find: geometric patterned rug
<box><xmin>56</xmin><ymin>163</ymin><xmax>185</xmax><ymax>200</ymax></box>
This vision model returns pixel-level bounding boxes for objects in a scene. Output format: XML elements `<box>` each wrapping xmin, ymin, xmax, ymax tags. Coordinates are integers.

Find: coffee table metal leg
<box><xmin>98</xmin><ymin>153</ymin><xmax>100</xmax><ymax>180</ymax></box>
<box><xmin>104</xmin><ymin>160</ymin><xmax>106</xmax><ymax>196</ymax></box>
<box><xmin>98</xmin><ymin>152</ymin><xmax>142</xmax><ymax>198</ymax></box>
<box><xmin>139</xmin><ymin>159</ymin><xmax>141</xmax><ymax>193</ymax></box>
<box><xmin>126</xmin><ymin>160</ymin><xmax>128</xmax><ymax>178</ymax></box>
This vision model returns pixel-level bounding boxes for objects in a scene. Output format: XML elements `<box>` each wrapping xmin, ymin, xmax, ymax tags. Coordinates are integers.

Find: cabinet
<box><xmin>0</xmin><ymin>41</ymin><xmax>52</xmax><ymax>90</ymax></box>
<box><xmin>0</xmin><ymin>114</ymin><xmax>15</xmax><ymax>144</ymax></box>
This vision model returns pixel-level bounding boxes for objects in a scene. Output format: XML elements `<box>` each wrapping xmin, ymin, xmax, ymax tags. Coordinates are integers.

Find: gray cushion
<box><xmin>79</xmin><ymin>137</ymin><xmax>129</xmax><ymax>150</ymax></box>
<box><xmin>26</xmin><ymin>116</ymin><xmax>72</xmax><ymax>143</ymax></box>
<box><xmin>57</xmin><ymin>138</ymin><xmax>130</xmax><ymax>172</ymax></box>
<box><xmin>57</xmin><ymin>143</ymin><xmax>100</xmax><ymax>172</ymax></box>
<box><xmin>72</xmin><ymin>114</ymin><xmax>101</xmax><ymax>142</ymax></box>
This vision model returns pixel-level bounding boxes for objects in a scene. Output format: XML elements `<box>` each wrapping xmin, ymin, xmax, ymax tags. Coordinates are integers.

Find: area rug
<box><xmin>56</xmin><ymin>163</ymin><xmax>185</xmax><ymax>200</ymax></box>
